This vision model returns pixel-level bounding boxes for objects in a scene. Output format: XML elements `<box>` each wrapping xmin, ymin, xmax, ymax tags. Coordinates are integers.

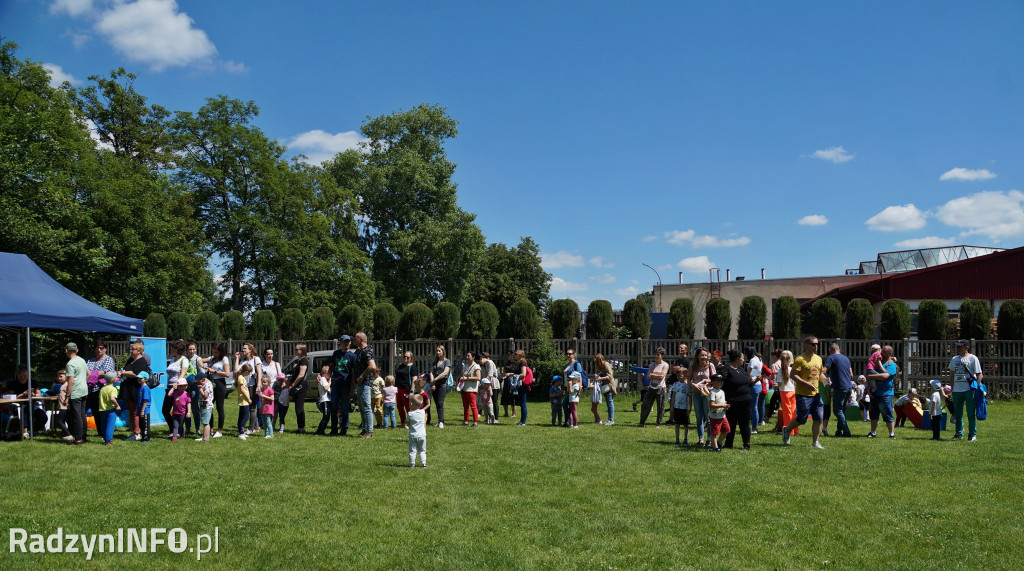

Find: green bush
<box><xmin>192</xmin><ymin>310</ymin><xmax>220</xmax><ymax>340</ymax></box>
<box><xmin>249</xmin><ymin>310</ymin><xmax>277</xmax><ymax>340</ymax></box>
<box><xmin>143</xmin><ymin>313</ymin><xmax>166</xmax><ymax>338</ymax></box>
<box><xmin>464</xmin><ymin>301</ymin><xmax>499</xmax><ymax>339</ymax></box>
<box><xmin>622</xmin><ymin>298</ymin><xmax>652</xmax><ymax>339</ymax></box>
<box><xmin>372</xmin><ymin>303</ymin><xmax>400</xmax><ymax>340</ymax></box>
<box><xmin>738</xmin><ymin>296</ymin><xmax>766</xmax><ymax>340</ymax></box>
<box><xmin>772</xmin><ymin>296</ymin><xmax>801</xmax><ymax>339</ymax></box>
<box><xmin>959</xmin><ymin>299</ymin><xmax>992</xmax><ymax>340</ymax></box>
<box><xmin>279</xmin><ymin>308</ymin><xmax>305</xmax><ymax>341</ymax></box>
<box><xmin>585</xmin><ymin>300</ymin><xmax>613</xmax><ymax>340</ymax></box>
<box><xmin>337</xmin><ymin>304</ymin><xmax>366</xmax><ymax>337</ymax></box>
<box><xmin>221</xmin><ymin>310</ymin><xmax>245</xmax><ymax>340</ymax></box>
<box><xmin>810</xmin><ymin>298</ymin><xmax>842</xmax><ymax>339</ymax></box>
<box><xmin>997</xmin><ymin>300</ymin><xmax>1024</xmax><ymax>340</ymax></box>
<box><xmin>549</xmin><ymin>299</ymin><xmax>581</xmax><ymax>339</ymax></box>
<box><xmin>399</xmin><ymin>303</ymin><xmax>433</xmax><ymax>339</ymax></box>
<box><xmin>844</xmin><ymin>298</ymin><xmax>874</xmax><ymax>339</ymax></box>
<box><xmin>431</xmin><ymin>302</ymin><xmax>460</xmax><ymax>339</ymax></box>
<box><xmin>667</xmin><ymin>298</ymin><xmax>695</xmax><ymax>339</ymax></box>
<box><xmin>167</xmin><ymin>312</ymin><xmax>190</xmax><ymax>340</ymax></box>
<box><xmin>704</xmin><ymin>298</ymin><xmax>731</xmax><ymax>340</ymax></box>
<box><xmin>917</xmin><ymin>300</ymin><xmax>949</xmax><ymax>341</ymax></box>
<box><xmin>507</xmin><ymin>299</ymin><xmax>540</xmax><ymax>339</ymax></box>
<box><xmin>307</xmin><ymin>307</ymin><xmax>336</xmax><ymax>339</ymax></box>
<box><xmin>880</xmin><ymin>299</ymin><xmax>911</xmax><ymax>340</ymax></box>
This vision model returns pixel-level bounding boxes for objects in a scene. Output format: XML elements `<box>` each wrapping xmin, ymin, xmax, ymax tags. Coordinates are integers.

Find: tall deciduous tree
<box><xmin>466</xmin><ymin>238</ymin><xmax>551</xmax><ymax>330</ymax></box>
<box><xmin>347</xmin><ymin>104</ymin><xmax>485</xmax><ymax>306</ymax></box>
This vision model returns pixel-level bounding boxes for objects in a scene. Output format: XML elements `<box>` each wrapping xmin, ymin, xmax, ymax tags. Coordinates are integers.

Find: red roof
<box><xmin>812</xmin><ymin>246</ymin><xmax>1024</xmax><ymax>305</ymax></box>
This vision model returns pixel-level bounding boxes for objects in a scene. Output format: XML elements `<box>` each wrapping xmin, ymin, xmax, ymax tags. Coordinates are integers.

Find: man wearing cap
<box><xmin>949</xmin><ymin>339</ymin><xmax>983</xmax><ymax>441</ymax></box>
<box><xmin>783</xmin><ymin>336</ymin><xmax>826</xmax><ymax>449</ymax></box>
<box><xmin>64</xmin><ymin>343</ymin><xmax>89</xmax><ymax>444</ymax></box>
<box><xmin>329</xmin><ymin>335</ymin><xmax>355</xmax><ymax>436</ymax></box>
<box><xmin>823</xmin><ymin>343</ymin><xmax>854</xmax><ymax>437</ymax></box>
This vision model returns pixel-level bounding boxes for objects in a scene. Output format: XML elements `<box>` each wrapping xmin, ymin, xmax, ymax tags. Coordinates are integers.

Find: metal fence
<box><xmin>103</xmin><ymin>338</ymin><xmax>1024</xmax><ymax>399</ymax></box>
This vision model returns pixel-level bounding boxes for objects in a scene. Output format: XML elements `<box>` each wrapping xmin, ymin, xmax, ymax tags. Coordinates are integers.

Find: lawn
<box><xmin>2</xmin><ymin>399</ymin><xmax>1022</xmax><ymax>570</ymax></box>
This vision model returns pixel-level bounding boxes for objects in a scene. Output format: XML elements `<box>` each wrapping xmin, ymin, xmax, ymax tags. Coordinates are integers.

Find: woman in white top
<box><xmin>459</xmin><ymin>351</ymin><xmax>482</xmax><ymax>426</ymax></box>
<box><xmin>639</xmin><ymin>347</ymin><xmax>670</xmax><ymax>428</ymax></box>
<box><xmin>687</xmin><ymin>347</ymin><xmax>716</xmax><ymax>445</ymax></box>
<box><xmin>777</xmin><ymin>350</ymin><xmax>798</xmax><ymax>434</ymax></box>
<box><xmin>200</xmin><ymin>342</ymin><xmax>231</xmax><ymax>438</ymax></box>
<box><xmin>743</xmin><ymin>346</ymin><xmax>764</xmax><ymax>433</ymax></box>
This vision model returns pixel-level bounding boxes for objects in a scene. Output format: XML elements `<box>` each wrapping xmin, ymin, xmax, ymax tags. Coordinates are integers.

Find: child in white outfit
<box><xmin>407</xmin><ymin>393</ymin><xmax>427</xmax><ymax>467</ymax></box>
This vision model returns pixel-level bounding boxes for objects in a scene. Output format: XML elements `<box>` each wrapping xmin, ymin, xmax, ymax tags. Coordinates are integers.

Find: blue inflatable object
<box><xmin>115</xmin><ymin>408</ymin><xmax>129</xmax><ymax>428</ymax></box>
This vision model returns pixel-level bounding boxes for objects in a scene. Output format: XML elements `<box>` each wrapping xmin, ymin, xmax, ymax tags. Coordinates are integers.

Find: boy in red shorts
<box><xmin>708</xmin><ymin>374</ymin><xmax>730</xmax><ymax>452</ymax></box>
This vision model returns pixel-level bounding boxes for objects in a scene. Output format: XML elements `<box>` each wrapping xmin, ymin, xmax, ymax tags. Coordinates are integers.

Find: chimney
<box><xmin>726</xmin><ymin>269</ymin><xmax>731</xmax><ymax>281</ymax></box>
<box><xmin>678</xmin><ymin>272</ymin><xmax>683</xmax><ymax>284</ymax></box>
<box><xmin>761</xmin><ymin>268</ymin><xmax>765</xmax><ymax>279</ymax></box>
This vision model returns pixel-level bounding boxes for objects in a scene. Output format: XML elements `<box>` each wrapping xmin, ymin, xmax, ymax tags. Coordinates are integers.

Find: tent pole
<box><xmin>26</xmin><ymin>327</ymin><xmax>33</xmax><ymax>440</ymax></box>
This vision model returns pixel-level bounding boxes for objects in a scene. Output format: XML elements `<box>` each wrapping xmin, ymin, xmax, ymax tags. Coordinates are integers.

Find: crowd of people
<box><xmin>4</xmin><ymin>334</ymin><xmax>987</xmax><ymax>455</ymax></box>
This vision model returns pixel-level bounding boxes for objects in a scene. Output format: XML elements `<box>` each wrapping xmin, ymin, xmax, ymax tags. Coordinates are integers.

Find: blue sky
<box><xmin>6</xmin><ymin>0</ymin><xmax>1024</xmax><ymax>309</ymax></box>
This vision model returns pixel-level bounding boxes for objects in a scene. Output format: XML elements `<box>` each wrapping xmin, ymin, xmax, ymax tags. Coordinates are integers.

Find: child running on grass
<box><xmin>237</xmin><ymin>363</ymin><xmax>252</xmax><ymax>440</ymax></box>
<box><xmin>708</xmin><ymin>374</ymin><xmax>730</xmax><ymax>452</ymax></box>
<box><xmin>259</xmin><ymin>375</ymin><xmax>275</xmax><ymax>439</ymax></box>
<box><xmin>407</xmin><ymin>393</ymin><xmax>427</xmax><ymax>468</ymax></box>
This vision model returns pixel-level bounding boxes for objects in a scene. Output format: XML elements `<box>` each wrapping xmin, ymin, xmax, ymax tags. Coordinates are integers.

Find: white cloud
<box><xmin>41</xmin><ymin>63</ymin><xmax>81</xmax><ymax>87</ymax></box>
<box><xmin>223</xmin><ymin>60</ymin><xmax>248</xmax><ymax>74</ymax></box>
<box><xmin>50</xmin><ymin>0</ymin><xmax>93</xmax><ymax>17</ymax></box>
<box><xmin>657</xmin><ymin>264</ymin><xmax>673</xmax><ymax>271</ymax></box>
<box><xmin>590</xmin><ymin>274</ymin><xmax>616</xmax><ymax>285</ymax></box>
<box><xmin>676</xmin><ymin>256</ymin><xmax>716</xmax><ymax>274</ymax></box>
<box><xmin>798</xmin><ymin>214</ymin><xmax>828</xmax><ymax>226</ymax></box>
<box><xmin>615</xmin><ymin>286</ymin><xmax>641</xmax><ymax>297</ymax></box>
<box><xmin>94</xmin><ymin>0</ymin><xmax>218</xmax><ymax>71</ymax></box>
<box><xmin>288</xmin><ymin>129</ymin><xmax>366</xmax><ymax>165</ymax></box>
<box><xmin>541</xmin><ymin>251</ymin><xmax>585</xmax><ymax>269</ymax></box>
<box><xmin>630</xmin><ymin>279</ymin><xmax>640</xmax><ymax>285</ymax></box>
<box><xmin>63</xmin><ymin>29</ymin><xmax>91</xmax><ymax>48</ymax></box>
<box><xmin>642</xmin><ymin>235</ymin><xmax>658</xmax><ymax>242</ymax></box>
<box><xmin>550</xmin><ymin>277</ymin><xmax>588</xmax><ymax>292</ymax></box>
<box><xmin>940</xmin><ymin>168</ymin><xmax>996</xmax><ymax>182</ymax></box>
<box><xmin>934</xmin><ymin>190</ymin><xmax>1024</xmax><ymax>241</ymax></box>
<box><xmin>665</xmin><ymin>229</ymin><xmax>749</xmax><ymax>248</ymax></box>
<box><xmin>865</xmin><ymin>204</ymin><xmax>928</xmax><ymax>232</ymax></box>
<box><xmin>810</xmin><ymin>146</ymin><xmax>854</xmax><ymax>163</ymax></box>
<box><xmin>893</xmin><ymin>236</ymin><xmax>957</xmax><ymax>249</ymax></box>
<box><xmin>84</xmin><ymin>119</ymin><xmax>114</xmax><ymax>151</ymax></box>
<box><xmin>587</xmin><ymin>256</ymin><xmax>614</xmax><ymax>268</ymax></box>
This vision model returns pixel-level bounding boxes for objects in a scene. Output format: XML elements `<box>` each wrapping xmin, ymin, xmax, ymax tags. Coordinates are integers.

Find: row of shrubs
<box><xmin>690</xmin><ymin>296</ymin><xmax>1024</xmax><ymax>340</ymax></box>
<box><xmin>141</xmin><ymin>297</ymin><xmax>1024</xmax><ymax>342</ymax></box>
<box><xmin>140</xmin><ymin>298</ymin><xmax>656</xmax><ymax>342</ymax></box>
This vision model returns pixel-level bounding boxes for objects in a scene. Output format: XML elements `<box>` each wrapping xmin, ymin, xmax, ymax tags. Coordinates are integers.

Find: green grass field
<box><xmin>2</xmin><ymin>399</ymin><xmax>1022</xmax><ymax>570</ymax></box>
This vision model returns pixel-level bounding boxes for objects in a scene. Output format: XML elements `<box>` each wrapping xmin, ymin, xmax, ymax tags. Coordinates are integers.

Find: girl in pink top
<box><xmin>169</xmin><ymin>380</ymin><xmax>191</xmax><ymax>441</ymax></box>
<box><xmin>258</xmin><ymin>375</ymin><xmax>276</xmax><ymax>438</ymax></box>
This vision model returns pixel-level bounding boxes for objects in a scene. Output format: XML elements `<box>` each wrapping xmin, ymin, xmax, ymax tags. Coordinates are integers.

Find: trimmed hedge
<box><xmin>221</xmin><ymin>310</ymin><xmax>245</xmax><ymax>340</ymax></box>
<box><xmin>738</xmin><ymin>296</ymin><xmax>766</xmax><ymax>340</ymax></box>
<box><xmin>337</xmin><ymin>304</ymin><xmax>366</xmax><ymax>337</ymax></box>
<box><xmin>549</xmin><ymin>299</ymin><xmax>581</xmax><ymax>339</ymax></box>
<box><xmin>585</xmin><ymin>300</ymin><xmax>613</xmax><ymax>340</ymax></box>
<box><xmin>773</xmin><ymin>296</ymin><xmax>801</xmax><ymax>339</ymax></box>
<box><xmin>705</xmin><ymin>298</ymin><xmax>731</xmax><ymax>340</ymax></box>
<box><xmin>307</xmin><ymin>307</ymin><xmax>336</xmax><ymax>339</ymax></box>
<box><xmin>845</xmin><ymin>298</ymin><xmax>874</xmax><ymax>339</ymax></box>
<box><xmin>399</xmin><ymin>303</ymin><xmax>433</xmax><ymax>340</ymax></box>
<box><xmin>917</xmin><ymin>300</ymin><xmax>949</xmax><ymax>341</ymax></box>
<box><xmin>464</xmin><ymin>301</ymin><xmax>499</xmax><ymax>339</ymax></box>
<box><xmin>810</xmin><ymin>298</ymin><xmax>842</xmax><ymax>339</ymax></box>
<box><xmin>144</xmin><ymin>313</ymin><xmax>167</xmax><ymax>339</ymax></box>
<box><xmin>431</xmin><ymin>302</ymin><xmax>460</xmax><ymax>339</ymax></box>
<box><xmin>622</xmin><ymin>298</ymin><xmax>651</xmax><ymax>338</ymax></box>
<box><xmin>667</xmin><ymin>298</ymin><xmax>695</xmax><ymax>339</ymax></box>
<box><xmin>192</xmin><ymin>311</ymin><xmax>220</xmax><ymax>340</ymax></box>
<box><xmin>250</xmin><ymin>309</ymin><xmax>277</xmax><ymax>340</ymax></box>
<box><xmin>997</xmin><ymin>300</ymin><xmax>1024</xmax><ymax>340</ymax></box>
<box><xmin>508</xmin><ymin>300</ymin><xmax>540</xmax><ymax>339</ymax></box>
<box><xmin>880</xmin><ymin>299</ymin><xmax>911</xmax><ymax>339</ymax></box>
<box><xmin>372</xmin><ymin>303</ymin><xmax>400</xmax><ymax>340</ymax></box>
<box><xmin>279</xmin><ymin>308</ymin><xmax>306</xmax><ymax>341</ymax></box>
<box><xmin>167</xmin><ymin>312</ymin><xmax>190</xmax><ymax>340</ymax></box>
<box><xmin>959</xmin><ymin>299</ymin><xmax>991</xmax><ymax>340</ymax></box>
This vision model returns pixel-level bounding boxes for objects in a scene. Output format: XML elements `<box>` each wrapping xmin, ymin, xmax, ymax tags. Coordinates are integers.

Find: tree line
<box><xmin>679</xmin><ymin>296</ymin><xmax>1024</xmax><ymax>341</ymax></box>
<box><xmin>0</xmin><ymin>40</ymin><xmax>555</xmax><ymax>330</ymax></box>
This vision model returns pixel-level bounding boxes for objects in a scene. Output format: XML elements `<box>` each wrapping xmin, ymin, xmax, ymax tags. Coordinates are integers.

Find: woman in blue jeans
<box><xmin>594</xmin><ymin>353</ymin><xmax>616</xmax><ymax>425</ymax></box>
<box><xmin>687</xmin><ymin>347</ymin><xmax>715</xmax><ymax>445</ymax></box>
<box><xmin>508</xmin><ymin>350</ymin><xmax>529</xmax><ymax>426</ymax></box>
<box><xmin>743</xmin><ymin>346</ymin><xmax>764</xmax><ymax>432</ymax></box>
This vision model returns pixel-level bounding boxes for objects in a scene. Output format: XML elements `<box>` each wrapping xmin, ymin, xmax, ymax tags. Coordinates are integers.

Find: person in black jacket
<box><xmin>721</xmin><ymin>349</ymin><xmax>754</xmax><ymax>450</ymax></box>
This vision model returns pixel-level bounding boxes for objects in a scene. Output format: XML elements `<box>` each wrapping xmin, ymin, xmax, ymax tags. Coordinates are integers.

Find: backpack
<box><xmin>569</xmin><ymin>361</ymin><xmax>588</xmax><ymax>389</ymax></box>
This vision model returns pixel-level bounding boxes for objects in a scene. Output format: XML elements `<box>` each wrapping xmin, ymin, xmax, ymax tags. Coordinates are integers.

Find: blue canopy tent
<box><xmin>0</xmin><ymin>252</ymin><xmax>145</xmax><ymax>439</ymax></box>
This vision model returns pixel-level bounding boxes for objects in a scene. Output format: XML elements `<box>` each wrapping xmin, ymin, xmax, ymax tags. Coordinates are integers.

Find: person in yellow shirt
<box><xmin>782</xmin><ymin>337</ymin><xmax>826</xmax><ymax>449</ymax></box>
<box><xmin>98</xmin><ymin>378</ymin><xmax>121</xmax><ymax>446</ymax></box>
<box><xmin>236</xmin><ymin>364</ymin><xmax>253</xmax><ymax>440</ymax></box>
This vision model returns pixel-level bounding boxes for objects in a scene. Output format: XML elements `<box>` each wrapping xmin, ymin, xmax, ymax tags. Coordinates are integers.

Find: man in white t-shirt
<box><xmin>948</xmin><ymin>339</ymin><xmax>983</xmax><ymax>441</ymax></box>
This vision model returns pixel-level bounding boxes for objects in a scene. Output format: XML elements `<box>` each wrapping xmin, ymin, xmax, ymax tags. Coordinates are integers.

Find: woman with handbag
<box><xmin>594</xmin><ymin>353</ymin><xmax>616</xmax><ymax>425</ymax></box>
<box><xmin>258</xmin><ymin>347</ymin><xmax>282</xmax><ymax>432</ymax></box>
<box><xmin>430</xmin><ymin>345</ymin><xmax>451</xmax><ymax>428</ymax></box>
<box><xmin>286</xmin><ymin>344</ymin><xmax>310</xmax><ymax>433</ymax></box>
<box><xmin>501</xmin><ymin>350</ymin><xmax>518</xmax><ymax>419</ymax></box>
